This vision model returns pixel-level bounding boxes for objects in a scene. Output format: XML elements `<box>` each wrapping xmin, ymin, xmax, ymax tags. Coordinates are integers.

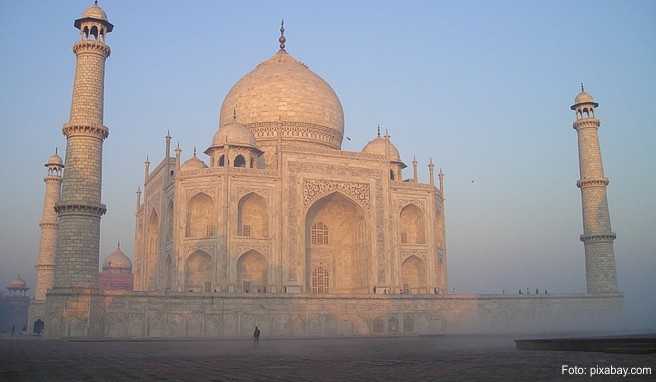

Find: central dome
<box><xmin>219</xmin><ymin>50</ymin><xmax>344</xmax><ymax>149</ymax></box>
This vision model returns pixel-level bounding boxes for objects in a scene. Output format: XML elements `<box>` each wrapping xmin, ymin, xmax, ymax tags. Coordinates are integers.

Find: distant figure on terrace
<box><xmin>253</xmin><ymin>326</ymin><xmax>261</xmax><ymax>344</ymax></box>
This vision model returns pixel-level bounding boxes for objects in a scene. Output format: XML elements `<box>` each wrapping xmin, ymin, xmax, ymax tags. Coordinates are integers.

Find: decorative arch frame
<box><xmin>400</xmin><ymin>255</ymin><xmax>427</xmax><ymax>293</ymax></box>
<box><xmin>236</xmin><ymin>249</ymin><xmax>268</xmax><ymax>292</ymax></box>
<box><xmin>399</xmin><ymin>203</ymin><xmax>426</xmax><ymax>245</ymax></box>
<box><xmin>303</xmin><ymin>186</ymin><xmax>370</xmax><ymax>213</ymax></box>
<box><xmin>184</xmin><ymin>249</ymin><xmax>211</xmax><ymax>292</ymax></box>
<box><xmin>145</xmin><ymin>209</ymin><xmax>160</xmax><ymax>290</ymax></box>
<box><xmin>185</xmin><ymin>192</ymin><xmax>215</xmax><ymax>238</ymax></box>
<box><xmin>304</xmin><ymin>190</ymin><xmax>370</xmax><ymax>293</ymax></box>
<box><xmin>237</xmin><ymin>191</ymin><xmax>269</xmax><ymax>238</ymax></box>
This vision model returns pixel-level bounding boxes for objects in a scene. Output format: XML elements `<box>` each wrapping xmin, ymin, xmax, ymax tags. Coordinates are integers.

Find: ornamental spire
<box><xmin>279</xmin><ymin>19</ymin><xmax>286</xmax><ymax>51</ymax></box>
<box><xmin>581</xmin><ymin>82</ymin><xmax>585</xmax><ymax>92</ymax></box>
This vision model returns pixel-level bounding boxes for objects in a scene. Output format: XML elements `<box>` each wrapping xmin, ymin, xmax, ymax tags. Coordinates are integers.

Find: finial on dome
<box><xmin>377</xmin><ymin>124</ymin><xmax>381</xmax><ymax>137</ymax></box>
<box><xmin>193</xmin><ymin>146</ymin><xmax>197</xmax><ymax>156</ymax></box>
<box><xmin>279</xmin><ymin>19</ymin><xmax>287</xmax><ymax>51</ymax></box>
<box><xmin>94</xmin><ymin>0</ymin><xmax>98</xmax><ymax>5</ymax></box>
<box><xmin>580</xmin><ymin>82</ymin><xmax>585</xmax><ymax>92</ymax></box>
<box><xmin>117</xmin><ymin>240</ymin><xmax>120</xmax><ymax>249</ymax></box>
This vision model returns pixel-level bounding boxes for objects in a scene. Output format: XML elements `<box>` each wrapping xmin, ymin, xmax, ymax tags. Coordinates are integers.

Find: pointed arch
<box><xmin>90</xmin><ymin>25</ymin><xmax>98</xmax><ymax>40</ymax></box>
<box><xmin>237</xmin><ymin>250</ymin><xmax>267</xmax><ymax>292</ymax></box>
<box><xmin>186</xmin><ymin>193</ymin><xmax>215</xmax><ymax>238</ymax></box>
<box><xmin>145</xmin><ymin>209</ymin><xmax>159</xmax><ymax>290</ymax></box>
<box><xmin>305</xmin><ymin>191</ymin><xmax>369</xmax><ymax>294</ymax></box>
<box><xmin>185</xmin><ymin>250</ymin><xmax>211</xmax><ymax>292</ymax></box>
<box><xmin>401</xmin><ymin>255</ymin><xmax>426</xmax><ymax>293</ymax></box>
<box><xmin>237</xmin><ymin>192</ymin><xmax>268</xmax><ymax>238</ymax></box>
<box><xmin>234</xmin><ymin>154</ymin><xmax>246</xmax><ymax>168</ymax></box>
<box><xmin>400</xmin><ymin>204</ymin><xmax>425</xmax><ymax>244</ymax></box>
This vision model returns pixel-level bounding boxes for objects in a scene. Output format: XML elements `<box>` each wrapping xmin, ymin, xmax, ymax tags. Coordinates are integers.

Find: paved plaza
<box><xmin>1</xmin><ymin>335</ymin><xmax>654</xmax><ymax>381</ymax></box>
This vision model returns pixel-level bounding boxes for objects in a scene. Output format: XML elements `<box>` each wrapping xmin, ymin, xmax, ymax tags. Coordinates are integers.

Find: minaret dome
<box><xmin>75</xmin><ymin>1</ymin><xmax>113</xmax><ymax>40</ymax></box>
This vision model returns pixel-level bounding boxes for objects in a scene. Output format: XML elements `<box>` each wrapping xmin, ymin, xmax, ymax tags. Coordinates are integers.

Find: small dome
<box><xmin>182</xmin><ymin>151</ymin><xmax>207</xmax><ymax>170</ymax></box>
<box><xmin>75</xmin><ymin>2</ymin><xmax>113</xmax><ymax>33</ymax></box>
<box><xmin>103</xmin><ymin>245</ymin><xmax>132</xmax><ymax>270</ymax></box>
<box><xmin>7</xmin><ymin>275</ymin><xmax>27</xmax><ymax>290</ymax></box>
<box><xmin>571</xmin><ymin>89</ymin><xmax>599</xmax><ymax>110</ymax></box>
<box><xmin>46</xmin><ymin>152</ymin><xmax>63</xmax><ymax>167</ymax></box>
<box><xmin>362</xmin><ymin>136</ymin><xmax>402</xmax><ymax>162</ymax></box>
<box><xmin>81</xmin><ymin>3</ymin><xmax>108</xmax><ymax>21</ymax></box>
<box><xmin>574</xmin><ymin>91</ymin><xmax>594</xmax><ymax>104</ymax></box>
<box><xmin>211</xmin><ymin>119</ymin><xmax>258</xmax><ymax>149</ymax></box>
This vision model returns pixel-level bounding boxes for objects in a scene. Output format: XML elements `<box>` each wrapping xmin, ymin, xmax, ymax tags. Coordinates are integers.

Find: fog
<box><xmin>1</xmin><ymin>1</ymin><xmax>654</xmax><ymax>332</ymax></box>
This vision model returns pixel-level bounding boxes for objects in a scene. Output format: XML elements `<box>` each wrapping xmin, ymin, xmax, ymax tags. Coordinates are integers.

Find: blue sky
<box><xmin>1</xmin><ymin>1</ymin><xmax>654</xmax><ymax>327</ymax></box>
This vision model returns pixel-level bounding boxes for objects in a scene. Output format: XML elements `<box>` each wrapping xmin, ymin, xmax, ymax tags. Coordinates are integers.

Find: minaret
<box><xmin>165</xmin><ymin>131</ymin><xmax>172</xmax><ymax>159</ymax></box>
<box><xmin>136</xmin><ymin>186</ymin><xmax>142</xmax><ymax>211</ymax></box>
<box><xmin>571</xmin><ymin>85</ymin><xmax>618</xmax><ymax>294</ymax></box>
<box><xmin>53</xmin><ymin>2</ymin><xmax>113</xmax><ymax>289</ymax></box>
<box><xmin>428</xmin><ymin>158</ymin><xmax>435</xmax><ymax>186</ymax></box>
<box><xmin>144</xmin><ymin>156</ymin><xmax>150</xmax><ymax>183</ymax></box>
<box><xmin>175</xmin><ymin>143</ymin><xmax>182</xmax><ymax>170</ymax></box>
<box><xmin>34</xmin><ymin>150</ymin><xmax>64</xmax><ymax>301</ymax></box>
<box><xmin>412</xmin><ymin>155</ymin><xmax>418</xmax><ymax>183</ymax></box>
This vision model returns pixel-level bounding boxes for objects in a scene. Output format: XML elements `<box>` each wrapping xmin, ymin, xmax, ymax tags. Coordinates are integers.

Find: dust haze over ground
<box><xmin>1</xmin><ymin>335</ymin><xmax>654</xmax><ymax>381</ymax></box>
<box><xmin>1</xmin><ymin>0</ymin><xmax>655</xmax><ymax>333</ymax></box>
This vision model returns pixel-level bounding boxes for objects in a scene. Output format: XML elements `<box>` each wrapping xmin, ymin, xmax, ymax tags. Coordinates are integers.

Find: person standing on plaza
<box><xmin>253</xmin><ymin>326</ymin><xmax>261</xmax><ymax>344</ymax></box>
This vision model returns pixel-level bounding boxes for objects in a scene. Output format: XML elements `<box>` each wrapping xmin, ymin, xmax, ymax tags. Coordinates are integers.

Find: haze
<box><xmin>0</xmin><ymin>0</ymin><xmax>654</xmax><ymax>329</ymax></box>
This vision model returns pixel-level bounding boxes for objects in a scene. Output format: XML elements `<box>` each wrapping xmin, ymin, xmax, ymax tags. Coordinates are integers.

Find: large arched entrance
<box><xmin>305</xmin><ymin>192</ymin><xmax>368</xmax><ymax>294</ymax></box>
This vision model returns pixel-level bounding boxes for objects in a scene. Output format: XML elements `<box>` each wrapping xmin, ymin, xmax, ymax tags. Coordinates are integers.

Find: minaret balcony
<box><xmin>572</xmin><ymin>119</ymin><xmax>600</xmax><ymax>130</ymax></box>
<box><xmin>73</xmin><ymin>40</ymin><xmax>111</xmax><ymax>57</ymax></box>
<box><xmin>580</xmin><ymin>232</ymin><xmax>616</xmax><ymax>242</ymax></box>
<box><xmin>62</xmin><ymin>123</ymin><xmax>109</xmax><ymax>140</ymax></box>
<box><xmin>577</xmin><ymin>178</ymin><xmax>609</xmax><ymax>188</ymax></box>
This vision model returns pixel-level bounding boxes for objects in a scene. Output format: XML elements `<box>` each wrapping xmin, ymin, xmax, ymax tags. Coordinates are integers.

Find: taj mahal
<box><xmin>132</xmin><ymin>21</ymin><xmax>446</xmax><ymax>296</ymax></box>
<box><xmin>28</xmin><ymin>3</ymin><xmax>623</xmax><ymax>338</ymax></box>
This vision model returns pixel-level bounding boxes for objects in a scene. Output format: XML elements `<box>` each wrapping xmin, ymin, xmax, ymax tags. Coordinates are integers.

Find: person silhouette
<box><xmin>253</xmin><ymin>326</ymin><xmax>261</xmax><ymax>344</ymax></box>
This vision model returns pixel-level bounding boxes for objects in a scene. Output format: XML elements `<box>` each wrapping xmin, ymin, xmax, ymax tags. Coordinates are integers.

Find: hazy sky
<box><xmin>1</xmin><ymin>1</ymin><xmax>654</xmax><ymax>327</ymax></box>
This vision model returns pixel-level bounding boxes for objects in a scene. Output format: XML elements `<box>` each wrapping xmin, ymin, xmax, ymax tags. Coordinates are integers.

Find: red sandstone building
<box><xmin>99</xmin><ymin>244</ymin><xmax>133</xmax><ymax>291</ymax></box>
